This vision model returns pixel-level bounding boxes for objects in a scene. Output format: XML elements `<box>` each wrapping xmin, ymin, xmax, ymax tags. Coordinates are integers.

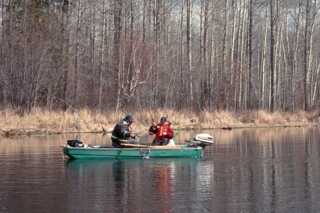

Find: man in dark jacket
<box><xmin>111</xmin><ymin>114</ymin><xmax>135</xmax><ymax>148</ymax></box>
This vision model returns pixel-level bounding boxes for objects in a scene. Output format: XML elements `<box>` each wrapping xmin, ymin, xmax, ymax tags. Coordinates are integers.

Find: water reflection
<box><xmin>1</xmin><ymin>128</ymin><xmax>320</xmax><ymax>212</ymax></box>
<box><xmin>208</xmin><ymin>128</ymin><xmax>320</xmax><ymax>213</ymax></box>
<box><xmin>65</xmin><ymin>159</ymin><xmax>201</xmax><ymax>213</ymax></box>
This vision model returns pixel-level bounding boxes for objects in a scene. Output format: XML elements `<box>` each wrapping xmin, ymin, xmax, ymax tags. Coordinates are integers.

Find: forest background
<box><xmin>0</xmin><ymin>0</ymin><xmax>320</xmax><ymax>135</ymax></box>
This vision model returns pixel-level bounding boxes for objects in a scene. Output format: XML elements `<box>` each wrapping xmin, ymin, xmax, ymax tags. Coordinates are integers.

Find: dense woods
<box><xmin>0</xmin><ymin>0</ymin><xmax>320</xmax><ymax>112</ymax></box>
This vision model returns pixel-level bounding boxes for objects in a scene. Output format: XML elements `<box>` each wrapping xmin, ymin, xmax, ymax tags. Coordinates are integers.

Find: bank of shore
<box><xmin>0</xmin><ymin>108</ymin><xmax>319</xmax><ymax>137</ymax></box>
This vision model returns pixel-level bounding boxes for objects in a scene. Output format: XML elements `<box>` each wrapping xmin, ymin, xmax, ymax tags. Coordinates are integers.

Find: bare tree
<box><xmin>1</xmin><ymin>0</ymin><xmax>320</xmax><ymax>112</ymax></box>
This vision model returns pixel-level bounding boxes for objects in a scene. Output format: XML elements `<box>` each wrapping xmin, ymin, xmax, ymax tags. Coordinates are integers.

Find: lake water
<box><xmin>1</xmin><ymin>128</ymin><xmax>320</xmax><ymax>213</ymax></box>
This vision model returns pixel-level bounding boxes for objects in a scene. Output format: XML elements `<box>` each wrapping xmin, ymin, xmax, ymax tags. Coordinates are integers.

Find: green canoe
<box><xmin>63</xmin><ymin>145</ymin><xmax>204</xmax><ymax>159</ymax></box>
<box><xmin>63</xmin><ymin>133</ymin><xmax>214</xmax><ymax>159</ymax></box>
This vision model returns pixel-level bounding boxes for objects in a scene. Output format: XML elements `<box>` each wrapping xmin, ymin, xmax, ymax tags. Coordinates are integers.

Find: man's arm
<box><xmin>149</xmin><ymin>123</ymin><xmax>158</xmax><ymax>135</ymax></box>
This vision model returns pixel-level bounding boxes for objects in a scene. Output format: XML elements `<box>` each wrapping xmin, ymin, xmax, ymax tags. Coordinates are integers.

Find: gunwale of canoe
<box><xmin>63</xmin><ymin>145</ymin><xmax>203</xmax><ymax>159</ymax></box>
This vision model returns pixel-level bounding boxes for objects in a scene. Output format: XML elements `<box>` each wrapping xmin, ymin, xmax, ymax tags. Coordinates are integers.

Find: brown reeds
<box><xmin>0</xmin><ymin>108</ymin><xmax>318</xmax><ymax>137</ymax></box>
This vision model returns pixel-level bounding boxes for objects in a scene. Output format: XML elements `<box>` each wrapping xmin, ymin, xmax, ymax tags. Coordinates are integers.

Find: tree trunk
<box><xmin>74</xmin><ymin>0</ymin><xmax>81</xmax><ymax>107</ymax></box>
<box><xmin>269</xmin><ymin>0</ymin><xmax>275</xmax><ymax>112</ymax></box>
<box><xmin>186</xmin><ymin>0</ymin><xmax>193</xmax><ymax>109</ymax></box>
<box><xmin>113</xmin><ymin>0</ymin><xmax>122</xmax><ymax>111</ymax></box>
<box><xmin>247</xmin><ymin>0</ymin><xmax>253</xmax><ymax>109</ymax></box>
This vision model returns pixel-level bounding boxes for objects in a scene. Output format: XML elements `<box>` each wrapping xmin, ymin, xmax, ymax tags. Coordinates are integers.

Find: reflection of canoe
<box><xmin>63</xmin><ymin>145</ymin><xmax>203</xmax><ymax>159</ymax></box>
<box><xmin>65</xmin><ymin>158</ymin><xmax>199</xmax><ymax>168</ymax></box>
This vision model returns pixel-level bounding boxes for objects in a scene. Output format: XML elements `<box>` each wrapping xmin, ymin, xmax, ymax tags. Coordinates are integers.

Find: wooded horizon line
<box><xmin>0</xmin><ymin>0</ymin><xmax>319</xmax><ymax>112</ymax></box>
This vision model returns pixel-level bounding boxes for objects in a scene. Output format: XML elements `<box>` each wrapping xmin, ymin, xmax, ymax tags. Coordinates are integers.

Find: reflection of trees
<box><xmin>211</xmin><ymin>128</ymin><xmax>320</xmax><ymax>212</ymax></box>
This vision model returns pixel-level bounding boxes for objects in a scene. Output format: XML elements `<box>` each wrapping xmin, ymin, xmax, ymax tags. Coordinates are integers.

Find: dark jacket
<box><xmin>111</xmin><ymin>120</ymin><xmax>132</xmax><ymax>147</ymax></box>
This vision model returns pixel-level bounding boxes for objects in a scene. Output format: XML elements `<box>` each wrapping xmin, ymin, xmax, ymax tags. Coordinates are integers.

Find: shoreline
<box><xmin>0</xmin><ymin>123</ymin><xmax>315</xmax><ymax>138</ymax></box>
<box><xmin>0</xmin><ymin>108</ymin><xmax>318</xmax><ymax>137</ymax></box>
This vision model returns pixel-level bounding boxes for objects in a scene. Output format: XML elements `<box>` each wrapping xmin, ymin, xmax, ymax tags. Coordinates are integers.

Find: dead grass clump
<box><xmin>253</xmin><ymin>111</ymin><xmax>287</xmax><ymax>125</ymax></box>
<box><xmin>133</xmin><ymin>109</ymin><xmax>198</xmax><ymax>130</ymax></box>
<box><xmin>198</xmin><ymin>111</ymin><xmax>241</xmax><ymax>128</ymax></box>
<box><xmin>291</xmin><ymin>111</ymin><xmax>310</xmax><ymax>123</ymax></box>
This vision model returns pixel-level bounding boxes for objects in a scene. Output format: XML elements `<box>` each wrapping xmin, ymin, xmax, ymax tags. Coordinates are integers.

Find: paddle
<box><xmin>134</xmin><ymin>132</ymin><xmax>154</xmax><ymax>145</ymax></box>
<box><xmin>112</xmin><ymin>133</ymin><xmax>150</xmax><ymax>147</ymax></box>
<box><xmin>120</xmin><ymin>143</ymin><xmax>149</xmax><ymax>148</ymax></box>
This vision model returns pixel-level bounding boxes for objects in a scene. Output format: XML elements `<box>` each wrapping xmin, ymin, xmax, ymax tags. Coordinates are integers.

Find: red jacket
<box><xmin>149</xmin><ymin>121</ymin><xmax>174</xmax><ymax>140</ymax></box>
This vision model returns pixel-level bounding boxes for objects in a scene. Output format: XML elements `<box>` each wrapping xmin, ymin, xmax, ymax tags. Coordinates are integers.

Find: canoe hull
<box><xmin>63</xmin><ymin>145</ymin><xmax>203</xmax><ymax>159</ymax></box>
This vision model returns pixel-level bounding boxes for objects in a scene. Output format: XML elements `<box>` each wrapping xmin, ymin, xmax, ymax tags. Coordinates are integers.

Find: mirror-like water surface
<box><xmin>1</xmin><ymin>128</ymin><xmax>320</xmax><ymax>213</ymax></box>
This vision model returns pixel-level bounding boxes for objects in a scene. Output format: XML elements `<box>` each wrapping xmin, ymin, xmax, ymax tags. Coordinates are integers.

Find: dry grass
<box><xmin>0</xmin><ymin>108</ymin><xmax>319</xmax><ymax>137</ymax></box>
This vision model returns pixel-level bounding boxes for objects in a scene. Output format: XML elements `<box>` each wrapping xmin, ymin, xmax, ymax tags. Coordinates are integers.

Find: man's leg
<box><xmin>162</xmin><ymin>138</ymin><xmax>169</xmax><ymax>145</ymax></box>
<box><xmin>152</xmin><ymin>138</ymin><xmax>160</xmax><ymax>145</ymax></box>
<box><xmin>112</xmin><ymin>139</ymin><xmax>122</xmax><ymax>148</ymax></box>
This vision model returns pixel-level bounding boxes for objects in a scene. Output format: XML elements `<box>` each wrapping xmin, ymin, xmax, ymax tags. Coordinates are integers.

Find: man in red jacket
<box><xmin>149</xmin><ymin>116</ymin><xmax>174</xmax><ymax>145</ymax></box>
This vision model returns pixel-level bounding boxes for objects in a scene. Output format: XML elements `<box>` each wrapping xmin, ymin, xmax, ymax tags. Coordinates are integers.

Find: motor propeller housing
<box><xmin>186</xmin><ymin>133</ymin><xmax>214</xmax><ymax>148</ymax></box>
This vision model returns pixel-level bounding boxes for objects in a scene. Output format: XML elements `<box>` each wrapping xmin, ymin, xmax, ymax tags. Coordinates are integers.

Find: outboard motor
<box><xmin>186</xmin><ymin>133</ymin><xmax>214</xmax><ymax>148</ymax></box>
<box><xmin>67</xmin><ymin>139</ymin><xmax>84</xmax><ymax>147</ymax></box>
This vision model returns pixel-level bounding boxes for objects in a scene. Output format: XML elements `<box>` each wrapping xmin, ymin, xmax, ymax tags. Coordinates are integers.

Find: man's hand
<box><xmin>130</xmin><ymin>133</ymin><xmax>136</xmax><ymax>139</ymax></box>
